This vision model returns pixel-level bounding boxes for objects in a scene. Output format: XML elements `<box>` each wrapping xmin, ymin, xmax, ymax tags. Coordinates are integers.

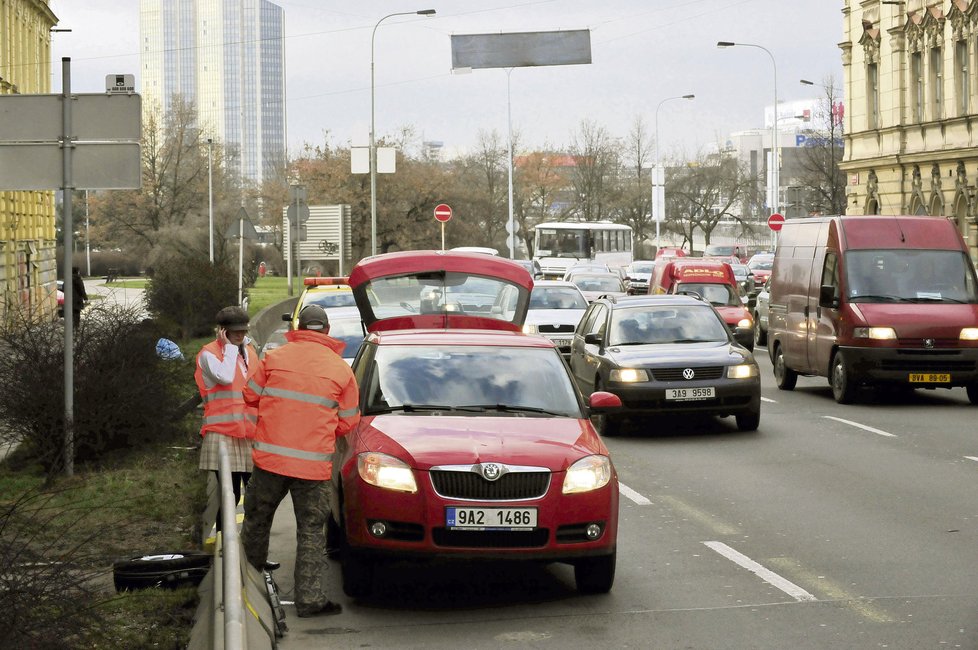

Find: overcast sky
<box><xmin>47</xmin><ymin>0</ymin><xmax>844</xmax><ymax>161</ymax></box>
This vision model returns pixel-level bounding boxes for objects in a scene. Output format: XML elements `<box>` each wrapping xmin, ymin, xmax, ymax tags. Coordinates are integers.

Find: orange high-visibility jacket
<box><xmin>243</xmin><ymin>330</ymin><xmax>360</xmax><ymax>481</ymax></box>
<box><xmin>194</xmin><ymin>340</ymin><xmax>258</xmax><ymax>439</ymax></box>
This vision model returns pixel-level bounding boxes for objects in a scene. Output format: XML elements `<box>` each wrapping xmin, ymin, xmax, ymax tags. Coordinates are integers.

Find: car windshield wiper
<box><xmin>905</xmin><ymin>296</ymin><xmax>965</xmax><ymax>303</ymax></box>
<box><xmin>849</xmin><ymin>294</ymin><xmax>903</xmax><ymax>302</ymax></box>
<box><xmin>367</xmin><ymin>403</ymin><xmax>471</xmax><ymax>414</ymax></box>
<box><xmin>456</xmin><ymin>404</ymin><xmax>568</xmax><ymax>417</ymax></box>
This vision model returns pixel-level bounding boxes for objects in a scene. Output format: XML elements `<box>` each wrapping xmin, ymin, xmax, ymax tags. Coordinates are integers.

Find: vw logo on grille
<box><xmin>923</xmin><ymin>338</ymin><xmax>935</xmax><ymax>349</ymax></box>
<box><xmin>481</xmin><ymin>463</ymin><xmax>502</xmax><ymax>481</ymax></box>
<box><xmin>682</xmin><ymin>368</ymin><xmax>696</xmax><ymax>380</ymax></box>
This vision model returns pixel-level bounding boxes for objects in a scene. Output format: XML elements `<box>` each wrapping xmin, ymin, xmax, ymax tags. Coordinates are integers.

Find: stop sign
<box><xmin>768</xmin><ymin>213</ymin><xmax>785</xmax><ymax>231</ymax></box>
<box><xmin>433</xmin><ymin>203</ymin><xmax>453</xmax><ymax>223</ymax></box>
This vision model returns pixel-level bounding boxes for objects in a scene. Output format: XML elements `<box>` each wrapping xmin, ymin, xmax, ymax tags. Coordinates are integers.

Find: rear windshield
<box><xmin>366</xmin><ymin>272</ymin><xmax>521</xmax><ymax>322</ymax></box>
<box><xmin>676</xmin><ymin>282</ymin><xmax>740</xmax><ymax>306</ymax></box>
<box><xmin>365</xmin><ymin>345</ymin><xmax>581</xmax><ymax>417</ymax></box>
<box><xmin>529</xmin><ymin>287</ymin><xmax>588</xmax><ymax>310</ymax></box>
<box><xmin>304</xmin><ymin>291</ymin><xmax>356</xmax><ymax>309</ymax></box>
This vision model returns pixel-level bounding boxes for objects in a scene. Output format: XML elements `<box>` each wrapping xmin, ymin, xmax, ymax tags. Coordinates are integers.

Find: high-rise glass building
<box><xmin>139</xmin><ymin>0</ymin><xmax>286</xmax><ymax>187</ymax></box>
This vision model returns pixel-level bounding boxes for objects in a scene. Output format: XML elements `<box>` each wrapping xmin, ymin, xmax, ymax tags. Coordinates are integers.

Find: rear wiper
<box><xmin>457</xmin><ymin>404</ymin><xmax>568</xmax><ymax>416</ymax></box>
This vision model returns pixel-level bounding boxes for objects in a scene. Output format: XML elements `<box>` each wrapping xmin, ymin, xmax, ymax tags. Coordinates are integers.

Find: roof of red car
<box><xmin>349</xmin><ymin>250</ymin><xmax>532</xmax><ymax>289</ymax></box>
<box><xmin>368</xmin><ymin>328</ymin><xmax>555</xmax><ymax>348</ymax></box>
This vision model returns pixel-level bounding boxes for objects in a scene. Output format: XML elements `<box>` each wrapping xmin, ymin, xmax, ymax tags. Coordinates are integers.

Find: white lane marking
<box><xmin>965</xmin><ymin>456</ymin><xmax>978</xmax><ymax>463</ymax></box>
<box><xmin>704</xmin><ymin>541</ymin><xmax>818</xmax><ymax>602</ymax></box>
<box><xmin>822</xmin><ymin>415</ymin><xmax>897</xmax><ymax>438</ymax></box>
<box><xmin>618</xmin><ymin>482</ymin><xmax>651</xmax><ymax>505</ymax></box>
<box><xmin>761</xmin><ymin>396</ymin><xmax>776</xmax><ymax>403</ymax></box>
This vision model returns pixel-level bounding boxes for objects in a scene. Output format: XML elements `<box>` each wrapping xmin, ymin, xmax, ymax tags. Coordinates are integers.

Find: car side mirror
<box><xmin>588</xmin><ymin>391</ymin><xmax>622</xmax><ymax>412</ymax></box>
<box><xmin>584</xmin><ymin>332</ymin><xmax>603</xmax><ymax>346</ymax></box>
<box><xmin>734</xmin><ymin>328</ymin><xmax>753</xmax><ymax>348</ymax></box>
<box><xmin>818</xmin><ymin>284</ymin><xmax>839</xmax><ymax>308</ymax></box>
<box><xmin>282</xmin><ymin>313</ymin><xmax>291</xmax><ymax>321</ymax></box>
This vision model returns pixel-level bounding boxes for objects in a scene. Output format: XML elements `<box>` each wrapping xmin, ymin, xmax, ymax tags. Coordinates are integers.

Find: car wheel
<box><xmin>340</xmin><ymin>531</ymin><xmax>374</xmax><ymax>598</ymax></box>
<box><xmin>592</xmin><ymin>379</ymin><xmax>621</xmax><ymax>437</ymax></box>
<box><xmin>735</xmin><ymin>406</ymin><xmax>760</xmax><ymax>432</ymax></box>
<box><xmin>830</xmin><ymin>351</ymin><xmax>857</xmax><ymax>404</ymax></box>
<box><xmin>753</xmin><ymin>315</ymin><xmax>767</xmax><ymax>346</ymax></box>
<box><xmin>574</xmin><ymin>551</ymin><xmax>616</xmax><ymax>594</ymax></box>
<box><xmin>772</xmin><ymin>344</ymin><xmax>797</xmax><ymax>391</ymax></box>
<box><xmin>325</xmin><ymin>512</ymin><xmax>342</xmax><ymax>559</ymax></box>
<box><xmin>968</xmin><ymin>383</ymin><xmax>978</xmax><ymax>405</ymax></box>
<box><xmin>112</xmin><ymin>551</ymin><xmax>211</xmax><ymax>592</ymax></box>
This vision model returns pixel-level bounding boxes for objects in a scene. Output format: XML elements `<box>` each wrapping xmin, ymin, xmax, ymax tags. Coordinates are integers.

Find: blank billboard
<box><xmin>451</xmin><ymin>30</ymin><xmax>591</xmax><ymax>70</ymax></box>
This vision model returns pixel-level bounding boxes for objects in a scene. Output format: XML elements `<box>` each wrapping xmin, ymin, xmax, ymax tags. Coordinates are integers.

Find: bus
<box><xmin>532</xmin><ymin>221</ymin><xmax>634</xmax><ymax>279</ymax></box>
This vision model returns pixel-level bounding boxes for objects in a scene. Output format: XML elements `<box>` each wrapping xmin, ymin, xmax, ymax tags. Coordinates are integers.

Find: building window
<box><xmin>911</xmin><ymin>51</ymin><xmax>924</xmax><ymax>122</ymax></box>
<box><xmin>930</xmin><ymin>46</ymin><xmax>943</xmax><ymax>119</ymax></box>
<box><xmin>867</xmin><ymin>62</ymin><xmax>880</xmax><ymax>129</ymax></box>
<box><xmin>956</xmin><ymin>40</ymin><xmax>969</xmax><ymax>116</ymax></box>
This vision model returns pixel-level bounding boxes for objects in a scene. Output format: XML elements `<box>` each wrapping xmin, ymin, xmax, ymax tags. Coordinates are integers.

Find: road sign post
<box><xmin>434</xmin><ymin>203</ymin><xmax>453</xmax><ymax>250</ymax></box>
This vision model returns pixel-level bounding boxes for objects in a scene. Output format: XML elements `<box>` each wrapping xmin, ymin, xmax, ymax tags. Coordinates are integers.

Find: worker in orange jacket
<box><xmin>241</xmin><ymin>304</ymin><xmax>360</xmax><ymax>617</ymax></box>
<box><xmin>194</xmin><ymin>306</ymin><xmax>258</xmax><ymax>532</ymax></box>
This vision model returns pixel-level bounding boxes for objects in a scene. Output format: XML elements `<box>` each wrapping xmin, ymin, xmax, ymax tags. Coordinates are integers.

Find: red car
<box><xmin>329</xmin><ymin>250</ymin><xmax>622</xmax><ymax>597</ymax></box>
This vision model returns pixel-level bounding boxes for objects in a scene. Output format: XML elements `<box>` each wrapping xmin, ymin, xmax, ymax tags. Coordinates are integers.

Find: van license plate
<box><xmin>909</xmin><ymin>373</ymin><xmax>950</xmax><ymax>383</ymax></box>
<box><xmin>666</xmin><ymin>387</ymin><xmax>715</xmax><ymax>401</ymax></box>
<box><xmin>446</xmin><ymin>507</ymin><xmax>537</xmax><ymax>530</ymax></box>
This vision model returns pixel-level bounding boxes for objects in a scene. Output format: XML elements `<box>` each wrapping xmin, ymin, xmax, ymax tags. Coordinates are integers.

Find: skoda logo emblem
<box><xmin>481</xmin><ymin>463</ymin><xmax>502</xmax><ymax>481</ymax></box>
<box><xmin>682</xmin><ymin>368</ymin><xmax>695</xmax><ymax>380</ymax></box>
<box><xmin>924</xmin><ymin>338</ymin><xmax>935</xmax><ymax>349</ymax></box>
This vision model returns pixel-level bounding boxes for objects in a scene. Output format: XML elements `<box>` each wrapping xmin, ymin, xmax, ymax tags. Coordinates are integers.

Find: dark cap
<box><xmin>216</xmin><ymin>306</ymin><xmax>250</xmax><ymax>331</ymax></box>
<box><xmin>297</xmin><ymin>304</ymin><xmax>329</xmax><ymax>331</ymax></box>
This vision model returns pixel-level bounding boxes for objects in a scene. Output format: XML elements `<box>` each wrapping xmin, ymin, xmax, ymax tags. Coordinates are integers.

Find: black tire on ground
<box><xmin>574</xmin><ymin>551</ymin><xmax>616</xmax><ymax>594</ymax></box>
<box><xmin>113</xmin><ymin>551</ymin><xmax>211</xmax><ymax>592</ymax></box>
<box><xmin>830</xmin><ymin>350</ymin><xmax>858</xmax><ymax>404</ymax></box>
<box><xmin>773</xmin><ymin>344</ymin><xmax>797</xmax><ymax>390</ymax></box>
<box><xmin>341</xmin><ymin>550</ymin><xmax>374</xmax><ymax>598</ymax></box>
<box><xmin>753</xmin><ymin>315</ymin><xmax>767</xmax><ymax>346</ymax></box>
<box><xmin>968</xmin><ymin>384</ymin><xmax>978</xmax><ymax>405</ymax></box>
<box><xmin>735</xmin><ymin>406</ymin><xmax>761</xmax><ymax>432</ymax></box>
<box><xmin>326</xmin><ymin>513</ymin><xmax>342</xmax><ymax>558</ymax></box>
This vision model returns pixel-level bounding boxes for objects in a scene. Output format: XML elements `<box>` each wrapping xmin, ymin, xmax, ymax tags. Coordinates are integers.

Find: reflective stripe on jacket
<box><xmin>194</xmin><ymin>339</ymin><xmax>258</xmax><ymax>439</ymax></box>
<box><xmin>243</xmin><ymin>329</ymin><xmax>360</xmax><ymax>481</ymax></box>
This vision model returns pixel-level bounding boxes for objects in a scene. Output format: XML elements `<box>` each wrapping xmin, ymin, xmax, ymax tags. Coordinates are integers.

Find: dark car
<box><xmin>568</xmin><ymin>294</ymin><xmax>761</xmax><ymax>435</ymax></box>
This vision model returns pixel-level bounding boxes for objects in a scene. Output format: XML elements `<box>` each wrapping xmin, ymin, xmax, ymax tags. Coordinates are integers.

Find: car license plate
<box><xmin>666</xmin><ymin>386</ymin><xmax>715</xmax><ymax>401</ymax></box>
<box><xmin>445</xmin><ymin>507</ymin><xmax>537</xmax><ymax>530</ymax></box>
<box><xmin>908</xmin><ymin>373</ymin><xmax>950</xmax><ymax>383</ymax></box>
<box><xmin>551</xmin><ymin>337</ymin><xmax>572</xmax><ymax>347</ymax></box>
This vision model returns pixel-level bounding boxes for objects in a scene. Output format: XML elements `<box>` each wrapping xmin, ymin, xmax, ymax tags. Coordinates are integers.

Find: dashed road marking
<box><xmin>618</xmin><ymin>482</ymin><xmax>651</xmax><ymax>505</ymax></box>
<box><xmin>822</xmin><ymin>415</ymin><xmax>897</xmax><ymax>438</ymax></box>
<box><xmin>704</xmin><ymin>541</ymin><xmax>817</xmax><ymax>602</ymax></box>
<box><xmin>761</xmin><ymin>396</ymin><xmax>777</xmax><ymax>403</ymax></box>
<box><xmin>966</xmin><ymin>456</ymin><xmax>978</xmax><ymax>463</ymax></box>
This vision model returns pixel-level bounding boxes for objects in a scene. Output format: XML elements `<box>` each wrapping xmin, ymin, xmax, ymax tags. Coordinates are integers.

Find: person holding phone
<box><xmin>194</xmin><ymin>306</ymin><xmax>258</xmax><ymax>533</ymax></box>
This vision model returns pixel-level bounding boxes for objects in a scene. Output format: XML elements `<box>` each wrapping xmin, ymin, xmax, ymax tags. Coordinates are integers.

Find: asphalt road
<box><xmin>270</xmin><ymin>345</ymin><xmax>978</xmax><ymax>649</ymax></box>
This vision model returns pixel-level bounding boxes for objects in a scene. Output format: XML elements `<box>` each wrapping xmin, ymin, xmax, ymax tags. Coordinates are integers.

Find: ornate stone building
<box><xmin>0</xmin><ymin>0</ymin><xmax>59</xmax><ymax>320</ymax></box>
<box><xmin>842</xmin><ymin>0</ymin><xmax>978</xmax><ymax>259</ymax></box>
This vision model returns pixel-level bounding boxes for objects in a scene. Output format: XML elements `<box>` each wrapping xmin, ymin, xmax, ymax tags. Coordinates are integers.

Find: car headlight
<box><xmin>727</xmin><ymin>363</ymin><xmax>759</xmax><ymax>379</ymax></box>
<box><xmin>522</xmin><ymin>324</ymin><xmax>539</xmax><ymax>334</ymax></box>
<box><xmin>609</xmin><ymin>368</ymin><xmax>649</xmax><ymax>382</ymax></box>
<box><xmin>357</xmin><ymin>452</ymin><xmax>417</xmax><ymax>493</ymax></box>
<box><xmin>737</xmin><ymin>317</ymin><xmax>753</xmax><ymax>328</ymax></box>
<box><xmin>961</xmin><ymin>328</ymin><xmax>978</xmax><ymax>340</ymax></box>
<box><xmin>854</xmin><ymin>327</ymin><xmax>896</xmax><ymax>340</ymax></box>
<box><xmin>562</xmin><ymin>455</ymin><xmax>612</xmax><ymax>494</ymax></box>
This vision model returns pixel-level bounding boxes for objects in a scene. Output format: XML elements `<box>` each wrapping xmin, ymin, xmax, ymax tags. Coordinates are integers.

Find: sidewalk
<box><xmin>83</xmin><ymin>277</ymin><xmax>148</xmax><ymax>316</ymax></box>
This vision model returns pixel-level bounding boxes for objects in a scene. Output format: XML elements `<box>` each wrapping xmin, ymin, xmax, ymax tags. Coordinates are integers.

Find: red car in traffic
<box><xmin>329</xmin><ymin>250</ymin><xmax>622</xmax><ymax>597</ymax></box>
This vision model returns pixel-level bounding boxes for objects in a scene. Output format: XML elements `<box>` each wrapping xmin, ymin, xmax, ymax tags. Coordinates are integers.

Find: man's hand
<box><xmin>218</xmin><ymin>327</ymin><xmax>229</xmax><ymax>345</ymax></box>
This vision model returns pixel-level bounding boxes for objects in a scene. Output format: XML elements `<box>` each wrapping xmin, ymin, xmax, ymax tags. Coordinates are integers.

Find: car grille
<box><xmin>651</xmin><ymin>366</ymin><xmax>725</xmax><ymax>381</ymax></box>
<box><xmin>537</xmin><ymin>324</ymin><xmax>575</xmax><ymax>334</ymax></box>
<box><xmin>880</xmin><ymin>351</ymin><xmax>976</xmax><ymax>373</ymax></box>
<box><xmin>432</xmin><ymin>528</ymin><xmax>550</xmax><ymax>548</ymax></box>
<box><xmin>430</xmin><ymin>470</ymin><xmax>551</xmax><ymax>501</ymax></box>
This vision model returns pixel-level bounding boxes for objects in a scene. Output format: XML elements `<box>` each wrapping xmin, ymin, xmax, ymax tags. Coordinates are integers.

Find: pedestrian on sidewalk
<box><xmin>194</xmin><ymin>306</ymin><xmax>258</xmax><ymax>531</ymax></box>
<box><xmin>71</xmin><ymin>266</ymin><xmax>87</xmax><ymax>328</ymax></box>
<box><xmin>241</xmin><ymin>304</ymin><xmax>360</xmax><ymax>617</ymax></box>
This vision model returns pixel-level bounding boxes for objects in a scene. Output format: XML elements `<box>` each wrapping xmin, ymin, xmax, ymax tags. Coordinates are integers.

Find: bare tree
<box><xmin>616</xmin><ymin>116</ymin><xmax>655</xmax><ymax>257</ymax></box>
<box><xmin>568</xmin><ymin>120</ymin><xmax>621</xmax><ymax>222</ymax></box>
<box><xmin>790</xmin><ymin>75</ymin><xmax>846</xmax><ymax>216</ymax></box>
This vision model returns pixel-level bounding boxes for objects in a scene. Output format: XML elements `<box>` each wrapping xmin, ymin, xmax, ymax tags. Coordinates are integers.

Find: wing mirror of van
<box><xmin>818</xmin><ymin>284</ymin><xmax>839</xmax><ymax>309</ymax></box>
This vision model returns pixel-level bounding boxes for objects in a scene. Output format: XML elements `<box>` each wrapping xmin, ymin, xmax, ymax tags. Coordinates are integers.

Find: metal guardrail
<box><xmin>217</xmin><ymin>437</ymin><xmax>245</xmax><ymax>648</ymax></box>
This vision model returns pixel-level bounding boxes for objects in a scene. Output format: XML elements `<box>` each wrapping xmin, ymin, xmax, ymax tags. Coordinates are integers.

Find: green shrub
<box><xmin>144</xmin><ymin>256</ymin><xmax>241</xmax><ymax>338</ymax></box>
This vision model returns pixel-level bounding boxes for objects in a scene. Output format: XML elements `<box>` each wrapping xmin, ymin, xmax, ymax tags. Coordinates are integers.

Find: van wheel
<box><xmin>753</xmin><ymin>316</ymin><xmax>767</xmax><ymax>346</ymax></box>
<box><xmin>830</xmin><ymin>351</ymin><xmax>857</xmax><ymax>404</ymax></box>
<box><xmin>773</xmin><ymin>344</ymin><xmax>797</xmax><ymax>390</ymax></box>
<box><xmin>967</xmin><ymin>383</ymin><xmax>978</xmax><ymax>405</ymax></box>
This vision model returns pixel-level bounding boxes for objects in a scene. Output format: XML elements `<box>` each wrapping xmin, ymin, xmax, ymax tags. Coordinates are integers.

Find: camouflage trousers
<box><xmin>242</xmin><ymin>466</ymin><xmax>332</xmax><ymax>611</ymax></box>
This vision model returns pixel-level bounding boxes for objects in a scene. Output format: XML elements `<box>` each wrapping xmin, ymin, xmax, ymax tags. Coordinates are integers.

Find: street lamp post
<box><xmin>653</xmin><ymin>94</ymin><xmax>694</xmax><ymax>252</ymax></box>
<box><xmin>207</xmin><ymin>138</ymin><xmax>214</xmax><ymax>263</ymax></box>
<box><xmin>718</xmin><ymin>41</ymin><xmax>779</xmax><ymax>217</ymax></box>
<box><xmin>370</xmin><ymin>9</ymin><xmax>436</xmax><ymax>257</ymax></box>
